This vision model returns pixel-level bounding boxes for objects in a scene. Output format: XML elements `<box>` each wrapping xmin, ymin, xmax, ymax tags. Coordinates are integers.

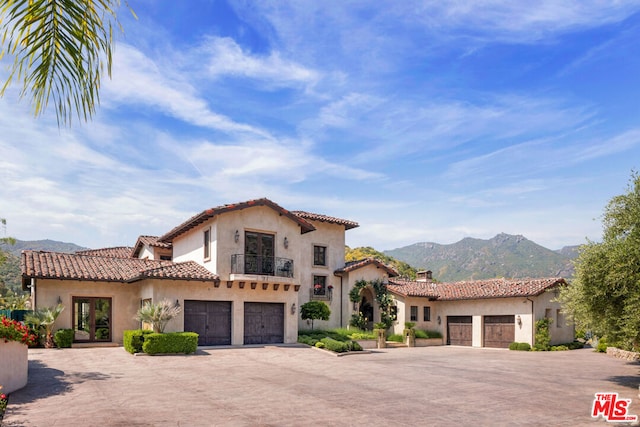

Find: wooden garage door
<box><xmin>244</xmin><ymin>302</ymin><xmax>284</xmax><ymax>345</ymax></box>
<box><xmin>184</xmin><ymin>301</ymin><xmax>232</xmax><ymax>346</ymax></box>
<box><xmin>447</xmin><ymin>316</ymin><xmax>473</xmax><ymax>346</ymax></box>
<box><xmin>484</xmin><ymin>315</ymin><xmax>515</xmax><ymax>348</ymax></box>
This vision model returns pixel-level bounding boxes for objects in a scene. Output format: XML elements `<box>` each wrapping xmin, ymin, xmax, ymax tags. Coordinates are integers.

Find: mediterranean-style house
<box><xmin>20</xmin><ymin>197</ymin><xmax>573</xmax><ymax>348</ymax></box>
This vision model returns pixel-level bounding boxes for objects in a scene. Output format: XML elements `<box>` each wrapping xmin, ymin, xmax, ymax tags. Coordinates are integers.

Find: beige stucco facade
<box><xmin>391</xmin><ymin>288</ymin><xmax>574</xmax><ymax>347</ymax></box>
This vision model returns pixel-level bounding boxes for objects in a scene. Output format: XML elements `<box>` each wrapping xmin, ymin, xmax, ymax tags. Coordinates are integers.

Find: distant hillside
<box><xmin>0</xmin><ymin>239</ymin><xmax>88</xmax><ymax>257</ymax></box>
<box><xmin>0</xmin><ymin>239</ymin><xmax>88</xmax><ymax>295</ymax></box>
<box><xmin>385</xmin><ymin>233</ymin><xmax>579</xmax><ymax>282</ymax></box>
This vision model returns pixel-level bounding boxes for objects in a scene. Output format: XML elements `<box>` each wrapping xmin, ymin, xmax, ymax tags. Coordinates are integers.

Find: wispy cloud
<box><xmin>102</xmin><ymin>44</ymin><xmax>272</xmax><ymax>138</ymax></box>
<box><xmin>200</xmin><ymin>37</ymin><xmax>320</xmax><ymax>89</ymax></box>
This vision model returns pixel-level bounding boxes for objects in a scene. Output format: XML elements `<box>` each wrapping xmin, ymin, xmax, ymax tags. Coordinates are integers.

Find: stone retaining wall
<box><xmin>606</xmin><ymin>346</ymin><xmax>640</xmax><ymax>362</ymax></box>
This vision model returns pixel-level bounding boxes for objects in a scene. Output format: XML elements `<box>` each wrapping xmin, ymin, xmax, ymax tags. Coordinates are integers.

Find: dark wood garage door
<box><xmin>483</xmin><ymin>315</ymin><xmax>515</xmax><ymax>348</ymax></box>
<box><xmin>447</xmin><ymin>316</ymin><xmax>473</xmax><ymax>346</ymax></box>
<box><xmin>244</xmin><ymin>302</ymin><xmax>284</xmax><ymax>345</ymax></box>
<box><xmin>184</xmin><ymin>300</ymin><xmax>232</xmax><ymax>346</ymax></box>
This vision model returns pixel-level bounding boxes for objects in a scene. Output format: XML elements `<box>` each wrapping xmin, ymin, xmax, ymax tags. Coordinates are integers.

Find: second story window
<box><xmin>313</xmin><ymin>245</ymin><xmax>327</xmax><ymax>266</ymax></box>
<box><xmin>203</xmin><ymin>228</ymin><xmax>211</xmax><ymax>261</ymax></box>
<box><xmin>313</xmin><ymin>275</ymin><xmax>327</xmax><ymax>296</ymax></box>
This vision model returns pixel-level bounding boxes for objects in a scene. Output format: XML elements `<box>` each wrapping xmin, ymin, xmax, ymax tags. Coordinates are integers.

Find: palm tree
<box><xmin>0</xmin><ymin>1</ymin><xmax>135</xmax><ymax>126</ymax></box>
<box><xmin>135</xmin><ymin>299</ymin><xmax>181</xmax><ymax>333</ymax></box>
<box><xmin>24</xmin><ymin>304</ymin><xmax>64</xmax><ymax>348</ymax></box>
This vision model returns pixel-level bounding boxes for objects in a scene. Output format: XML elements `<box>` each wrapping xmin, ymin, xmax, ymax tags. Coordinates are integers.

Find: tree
<box><xmin>557</xmin><ymin>172</ymin><xmax>640</xmax><ymax>350</ymax></box>
<box><xmin>24</xmin><ymin>304</ymin><xmax>64</xmax><ymax>348</ymax></box>
<box><xmin>300</xmin><ymin>301</ymin><xmax>330</xmax><ymax>330</ymax></box>
<box><xmin>0</xmin><ymin>0</ymin><xmax>134</xmax><ymax>126</ymax></box>
<box><xmin>135</xmin><ymin>299</ymin><xmax>181</xmax><ymax>333</ymax></box>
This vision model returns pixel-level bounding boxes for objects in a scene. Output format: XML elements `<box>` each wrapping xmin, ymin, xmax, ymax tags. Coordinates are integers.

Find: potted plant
<box><xmin>374</xmin><ymin>322</ymin><xmax>387</xmax><ymax>349</ymax></box>
<box><xmin>403</xmin><ymin>322</ymin><xmax>416</xmax><ymax>347</ymax></box>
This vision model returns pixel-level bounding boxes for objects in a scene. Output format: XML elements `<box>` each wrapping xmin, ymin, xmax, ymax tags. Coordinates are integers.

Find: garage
<box><xmin>447</xmin><ymin>316</ymin><xmax>472</xmax><ymax>346</ymax></box>
<box><xmin>184</xmin><ymin>300</ymin><xmax>232</xmax><ymax>346</ymax></box>
<box><xmin>244</xmin><ymin>302</ymin><xmax>284</xmax><ymax>345</ymax></box>
<box><xmin>483</xmin><ymin>315</ymin><xmax>515</xmax><ymax>348</ymax></box>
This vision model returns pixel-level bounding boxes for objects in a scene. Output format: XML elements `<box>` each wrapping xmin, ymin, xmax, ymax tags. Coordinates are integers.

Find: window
<box><xmin>423</xmin><ymin>306</ymin><xmax>431</xmax><ymax>322</ymax></box>
<box><xmin>313</xmin><ymin>245</ymin><xmax>327</xmax><ymax>266</ymax></box>
<box><xmin>313</xmin><ymin>275</ymin><xmax>327</xmax><ymax>296</ymax></box>
<box><xmin>410</xmin><ymin>305</ymin><xmax>418</xmax><ymax>322</ymax></box>
<box><xmin>556</xmin><ymin>309</ymin><xmax>562</xmax><ymax>328</ymax></box>
<box><xmin>203</xmin><ymin>228</ymin><xmax>211</xmax><ymax>261</ymax></box>
<box><xmin>545</xmin><ymin>308</ymin><xmax>551</xmax><ymax>319</ymax></box>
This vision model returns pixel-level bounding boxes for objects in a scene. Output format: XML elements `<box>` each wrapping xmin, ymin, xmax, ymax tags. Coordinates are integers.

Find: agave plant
<box><xmin>24</xmin><ymin>304</ymin><xmax>64</xmax><ymax>348</ymax></box>
<box><xmin>135</xmin><ymin>300</ymin><xmax>181</xmax><ymax>333</ymax></box>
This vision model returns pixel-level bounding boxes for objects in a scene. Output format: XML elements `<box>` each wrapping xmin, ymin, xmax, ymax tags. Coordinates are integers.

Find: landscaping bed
<box><xmin>298</xmin><ymin>328</ymin><xmax>374</xmax><ymax>354</ymax></box>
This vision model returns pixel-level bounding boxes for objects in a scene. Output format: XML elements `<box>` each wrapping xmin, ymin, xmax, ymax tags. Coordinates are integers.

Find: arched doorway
<box><xmin>359</xmin><ymin>288</ymin><xmax>375</xmax><ymax>329</ymax></box>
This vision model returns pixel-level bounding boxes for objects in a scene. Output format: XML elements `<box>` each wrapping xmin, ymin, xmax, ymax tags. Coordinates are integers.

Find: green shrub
<box><xmin>350</xmin><ymin>340</ymin><xmax>363</xmax><ymax>351</ymax></box>
<box><xmin>551</xmin><ymin>345</ymin><xmax>569</xmax><ymax>351</ymax></box>
<box><xmin>534</xmin><ymin>318</ymin><xmax>552</xmax><ymax>351</ymax></box>
<box><xmin>123</xmin><ymin>329</ymin><xmax>154</xmax><ymax>354</ymax></box>
<box><xmin>54</xmin><ymin>328</ymin><xmax>74</xmax><ymax>348</ymax></box>
<box><xmin>415</xmin><ymin>329</ymin><xmax>443</xmax><ymax>339</ymax></box>
<box><xmin>404</xmin><ymin>322</ymin><xmax>416</xmax><ymax>330</ymax></box>
<box><xmin>567</xmin><ymin>341</ymin><xmax>585</xmax><ymax>350</ymax></box>
<box><xmin>142</xmin><ymin>332</ymin><xmax>198</xmax><ymax>355</ymax></box>
<box><xmin>387</xmin><ymin>334</ymin><xmax>404</xmax><ymax>342</ymax></box>
<box><xmin>320</xmin><ymin>337</ymin><xmax>349</xmax><ymax>353</ymax></box>
<box><xmin>298</xmin><ymin>335</ymin><xmax>319</xmax><ymax>346</ymax></box>
<box><xmin>517</xmin><ymin>342</ymin><xmax>531</xmax><ymax>351</ymax></box>
<box><xmin>596</xmin><ymin>338</ymin><xmax>608</xmax><ymax>353</ymax></box>
<box><xmin>509</xmin><ymin>342</ymin><xmax>519</xmax><ymax>350</ymax></box>
<box><xmin>315</xmin><ymin>341</ymin><xmax>325</xmax><ymax>349</ymax></box>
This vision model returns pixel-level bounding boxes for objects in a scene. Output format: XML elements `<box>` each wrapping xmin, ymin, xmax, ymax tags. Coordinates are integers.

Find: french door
<box><xmin>73</xmin><ymin>297</ymin><xmax>112</xmax><ymax>342</ymax></box>
<box><xmin>244</xmin><ymin>232</ymin><xmax>275</xmax><ymax>275</ymax></box>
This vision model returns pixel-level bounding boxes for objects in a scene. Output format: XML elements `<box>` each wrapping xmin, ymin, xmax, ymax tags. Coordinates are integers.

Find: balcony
<box><xmin>230</xmin><ymin>254</ymin><xmax>294</xmax><ymax>278</ymax></box>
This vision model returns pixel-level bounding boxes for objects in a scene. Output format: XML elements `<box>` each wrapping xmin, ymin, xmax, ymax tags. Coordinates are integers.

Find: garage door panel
<box><xmin>483</xmin><ymin>315</ymin><xmax>515</xmax><ymax>348</ymax></box>
<box><xmin>447</xmin><ymin>316</ymin><xmax>472</xmax><ymax>346</ymax></box>
<box><xmin>244</xmin><ymin>302</ymin><xmax>284</xmax><ymax>345</ymax></box>
<box><xmin>184</xmin><ymin>301</ymin><xmax>232</xmax><ymax>346</ymax></box>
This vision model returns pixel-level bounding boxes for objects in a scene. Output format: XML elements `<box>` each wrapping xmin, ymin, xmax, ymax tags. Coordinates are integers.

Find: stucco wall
<box><xmin>298</xmin><ymin>220</ymin><xmax>348</xmax><ymax>330</ymax></box>
<box><xmin>32</xmin><ymin>279</ymin><xmax>142</xmax><ymax>344</ymax></box>
<box><xmin>393</xmin><ymin>291</ymin><xmax>574</xmax><ymax>347</ymax></box>
<box><xmin>148</xmin><ymin>279</ymin><xmax>299</xmax><ymax>345</ymax></box>
<box><xmin>0</xmin><ymin>340</ymin><xmax>28</xmax><ymax>394</ymax></box>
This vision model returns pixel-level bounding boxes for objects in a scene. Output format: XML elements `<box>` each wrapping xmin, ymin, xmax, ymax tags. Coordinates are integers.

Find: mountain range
<box><xmin>384</xmin><ymin>233</ymin><xmax>580</xmax><ymax>282</ymax></box>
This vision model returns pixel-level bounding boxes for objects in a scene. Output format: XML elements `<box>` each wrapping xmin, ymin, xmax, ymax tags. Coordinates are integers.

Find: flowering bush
<box><xmin>0</xmin><ymin>316</ymin><xmax>37</xmax><ymax>346</ymax></box>
<box><xmin>0</xmin><ymin>385</ymin><xmax>7</xmax><ymax>417</ymax></box>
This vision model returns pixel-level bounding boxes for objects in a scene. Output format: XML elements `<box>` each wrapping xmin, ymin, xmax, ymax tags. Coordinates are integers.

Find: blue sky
<box><xmin>2</xmin><ymin>1</ymin><xmax>640</xmax><ymax>252</ymax></box>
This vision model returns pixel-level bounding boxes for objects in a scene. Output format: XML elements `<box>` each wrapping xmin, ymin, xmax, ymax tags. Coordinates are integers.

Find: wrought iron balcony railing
<box><xmin>230</xmin><ymin>254</ymin><xmax>294</xmax><ymax>278</ymax></box>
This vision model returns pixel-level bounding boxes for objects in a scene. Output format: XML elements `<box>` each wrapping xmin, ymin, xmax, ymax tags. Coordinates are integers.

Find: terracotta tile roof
<box><xmin>75</xmin><ymin>247</ymin><xmax>134</xmax><ymax>258</ymax></box>
<box><xmin>22</xmin><ymin>251</ymin><xmax>218</xmax><ymax>283</ymax></box>
<box><xmin>387</xmin><ymin>280</ymin><xmax>439</xmax><ymax>299</ymax></box>
<box><xmin>388</xmin><ymin>277</ymin><xmax>567</xmax><ymax>301</ymax></box>
<box><xmin>159</xmin><ymin>198</ymin><xmax>316</xmax><ymax>242</ymax></box>
<box><xmin>335</xmin><ymin>258</ymin><xmax>398</xmax><ymax>277</ymax></box>
<box><xmin>292</xmin><ymin>211</ymin><xmax>359</xmax><ymax>230</ymax></box>
<box><xmin>131</xmin><ymin>235</ymin><xmax>172</xmax><ymax>258</ymax></box>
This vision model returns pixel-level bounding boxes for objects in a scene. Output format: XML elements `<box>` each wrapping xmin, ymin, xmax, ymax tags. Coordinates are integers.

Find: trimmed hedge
<box><xmin>123</xmin><ymin>329</ymin><xmax>155</xmax><ymax>354</ymax></box>
<box><xmin>142</xmin><ymin>332</ymin><xmax>198</xmax><ymax>355</ymax></box>
<box><xmin>54</xmin><ymin>328</ymin><xmax>74</xmax><ymax>348</ymax></box>
<box><xmin>509</xmin><ymin>342</ymin><xmax>531</xmax><ymax>351</ymax></box>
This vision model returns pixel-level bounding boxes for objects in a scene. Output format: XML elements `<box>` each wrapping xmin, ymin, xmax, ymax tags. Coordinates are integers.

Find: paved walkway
<box><xmin>3</xmin><ymin>345</ymin><xmax>640</xmax><ymax>426</ymax></box>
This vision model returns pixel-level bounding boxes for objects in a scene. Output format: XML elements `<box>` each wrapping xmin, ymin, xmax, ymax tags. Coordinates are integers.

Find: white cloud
<box><xmin>102</xmin><ymin>44</ymin><xmax>271</xmax><ymax>138</ymax></box>
<box><xmin>201</xmin><ymin>37</ymin><xmax>320</xmax><ymax>89</ymax></box>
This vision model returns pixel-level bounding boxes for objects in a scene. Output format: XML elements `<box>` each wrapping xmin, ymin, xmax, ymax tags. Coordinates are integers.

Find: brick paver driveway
<box><xmin>3</xmin><ymin>345</ymin><xmax>639</xmax><ymax>426</ymax></box>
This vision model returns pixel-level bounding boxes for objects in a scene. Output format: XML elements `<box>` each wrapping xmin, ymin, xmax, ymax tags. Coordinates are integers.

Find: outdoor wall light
<box><xmin>291</xmin><ymin>303</ymin><xmax>296</xmax><ymax>315</ymax></box>
<box><xmin>516</xmin><ymin>315</ymin><xmax>522</xmax><ymax>327</ymax></box>
<box><xmin>175</xmin><ymin>299</ymin><xmax>180</xmax><ymax>308</ymax></box>
<box><xmin>234</xmin><ymin>230</ymin><xmax>239</xmax><ymax>243</ymax></box>
<box><xmin>437</xmin><ymin>315</ymin><xmax>441</xmax><ymax>325</ymax></box>
<box><xmin>57</xmin><ymin>296</ymin><xmax>62</xmax><ymax>305</ymax></box>
<box><xmin>283</xmin><ymin>236</ymin><xmax>289</xmax><ymax>249</ymax></box>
